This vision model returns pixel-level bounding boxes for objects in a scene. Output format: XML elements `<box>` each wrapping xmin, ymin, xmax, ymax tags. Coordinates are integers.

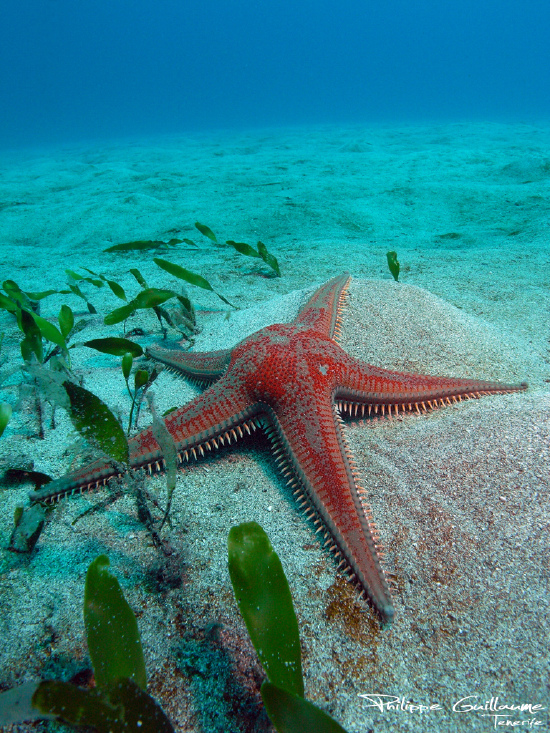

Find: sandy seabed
<box><xmin>0</xmin><ymin>121</ymin><xmax>549</xmax><ymax>732</ymax></box>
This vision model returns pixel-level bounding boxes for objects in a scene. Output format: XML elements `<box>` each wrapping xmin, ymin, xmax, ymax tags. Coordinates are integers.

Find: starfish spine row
<box><xmin>336</xmin><ymin>387</ymin><xmax>522</xmax><ymax>419</ymax></box>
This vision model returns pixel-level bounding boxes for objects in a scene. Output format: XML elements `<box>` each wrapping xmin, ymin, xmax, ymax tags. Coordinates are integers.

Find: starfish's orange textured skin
<box><xmin>32</xmin><ymin>274</ymin><xmax>527</xmax><ymax>623</ymax></box>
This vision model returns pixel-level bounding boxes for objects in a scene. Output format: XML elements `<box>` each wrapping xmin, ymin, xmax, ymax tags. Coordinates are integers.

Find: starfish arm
<box><xmin>146</xmin><ymin>344</ymin><xmax>232</xmax><ymax>382</ymax></box>
<box><xmin>335</xmin><ymin>357</ymin><xmax>528</xmax><ymax>416</ymax></box>
<box><xmin>265</xmin><ymin>391</ymin><xmax>394</xmax><ymax>623</ymax></box>
<box><xmin>294</xmin><ymin>273</ymin><xmax>350</xmax><ymax>340</ymax></box>
<box><xmin>30</xmin><ymin>377</ymin><xmax>261</xmax><ymax>503</ymax></box>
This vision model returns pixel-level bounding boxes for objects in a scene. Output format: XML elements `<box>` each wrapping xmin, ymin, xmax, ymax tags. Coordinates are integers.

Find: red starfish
<box><xmin>32</xmin><ymin>274</ymin><xmax>527</xmax><ymax>623</ymax></box>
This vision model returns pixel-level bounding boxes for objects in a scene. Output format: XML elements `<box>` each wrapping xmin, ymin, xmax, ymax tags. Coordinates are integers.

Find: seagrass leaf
<box><xmin>104</xmin><ymin>240</ymin><xmax>162</xmax><ymax>252</ymax></box>
<box><xmin>0</xmin><ymin>402</ymin><xmax>12</xmax><ymax>437</ymax></box>
<box><xmin>261</xmin><ymin>681</ymin><xmax>348</xmax><ymax>733</ymax></box>
<box><xmin>0</xmin><ymin>292</ymin><xmax>18</xmax><ymax>313</ymax></box>
<box><xmin>228</xmin><ymin>522</ymin><xmax>303</xmax><ymax>698</ymax></box>
<box><xmin>84</xmin><ymin>555</ymin><xmax>146</xmax><ymax>690</ymax></box>
<box><xmin>32</xmin><ymin>680</ymin><xmax>122</xmax><ymax>730</ymax></box>
<box><xmin>106</xmin><ymin>279</ymin><xmax>127</xmax><ymax>301</ymax></box>
<box><xmin>132</xmin><ymin>288</ymin><xmax>176</xmax><ymax>310</ymax></box>
<box><xmin>63</xmin><ymin>381</ymin><xmax>129</xmax><ymax>463</ymax></box>
<box><xmin>386</xmin><ymin>251</ymin><xmax>400</xmax><ymax>281</ymax></box>
<box><xmin>153</xmin><ymin>259</ymin><xmax>214</xmax><ymax>291</ymax></box>
<box><xmin>130</xmin><ymin>268</ymin><xmax>148</xmax><ymax>287</ymax></box>
<box><xmin>27</xmin><ymin>311</ymin><xmax>67</xmax><ymax>351</ymax></box>
<box><xmin>257</xmin><ymin>241</ymin><xmax>281</xmax><ymax>276</ymax></box>
<box><xmin>154</xmin><ymin>258</ymin><xmax>235</xmax><ymax>308</ymax></box>
<box><xmin>194</xmin><ymin>222</ymin><xmax>217</xmax><ymax>242</ymax></box>
<box><xmin>104</xmin><ymin>302</ymin><xmax>136</xmax><ymax>326</ymax></box>
<box><xmin>2</xmin><ymin>280</ymin><xmax>28</xmax><ymax>306</ymax></box>
<box><xmin>20</xmin><ymin>309</ymin><xmax>43</xmax><ymax>362</ymax></box>
<box><xmin>84</xmin><ymin>338</ymin><xmax>143</xmax><ymax>358</ymax></box>
<box><xmin>226</xmin><ymin>240</ymin><xmax>261</xmax><ymax>259</ymax></box>
<box><xmin>25</xmin><ymin>290</ymin><xmax>58</xmax><ymax>301</ymax></box>
<box><xmin>104</xmin><ymin>239</ymin><xmax>182</xmax><ymax>253</ymax></box>
<box><xmin>58</xmin><ymin>305</ymin><xmax>74</xmax><ymax>340</ymax></box>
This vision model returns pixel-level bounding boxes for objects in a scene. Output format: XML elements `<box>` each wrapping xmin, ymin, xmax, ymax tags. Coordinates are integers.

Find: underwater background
<box><xmin>1</xmin><ymin>0</ymin><xmax>550</xmax><ymax>147</ymax></box>
<box><xmin>0</xmin><ymin>2</ymin><xmax>549</xmax><ymax>733</ymax></box>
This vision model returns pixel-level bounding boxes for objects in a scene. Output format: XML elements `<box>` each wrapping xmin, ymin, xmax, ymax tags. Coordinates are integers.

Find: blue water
<box><xmin>1</xmin><ymin>0</ymin><xmax>549</xmax><ymax>149</ymax></box>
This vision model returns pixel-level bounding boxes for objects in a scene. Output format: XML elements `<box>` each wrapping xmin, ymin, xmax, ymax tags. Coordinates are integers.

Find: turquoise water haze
<box><xmin>1</xmin><ymin>0</ymin><xmax>549</xmax><ymax>147</ymax></box>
